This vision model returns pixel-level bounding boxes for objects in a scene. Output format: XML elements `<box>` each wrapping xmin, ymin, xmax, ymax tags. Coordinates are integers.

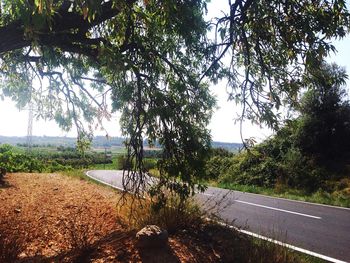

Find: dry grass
<box><xmin>0</xmin><ymin>173</ymin><xmax>318</xmax><ymax>263</ymax></box>
<box><xmin>117</xmin><ymin>194</ymin><xmax>205</xmax><ymax>234</ymax></box>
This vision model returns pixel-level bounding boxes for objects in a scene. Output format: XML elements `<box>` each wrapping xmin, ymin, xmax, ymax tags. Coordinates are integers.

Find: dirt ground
<box><xmin>0</xmin><ymin>173</ymin><xmax>226</xmax><ymax>263</ymax></box>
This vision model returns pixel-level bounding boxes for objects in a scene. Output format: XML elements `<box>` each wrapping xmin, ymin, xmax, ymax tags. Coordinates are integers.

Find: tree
<box><xmin>0</xmin><ymin>0</ymin><xmax>349</xmax><ymax>203</ymax></box>
<box><xmin>295</xmin><ymin>63</ymin><xmax>350</xmax><ymax>164</ymax></box>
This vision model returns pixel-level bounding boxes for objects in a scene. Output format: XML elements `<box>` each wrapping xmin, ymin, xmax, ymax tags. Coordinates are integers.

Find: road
<box><xmin>86</xmin><ymin>170</ymin><xmax>350</xmax><ymax>263</ymax></box>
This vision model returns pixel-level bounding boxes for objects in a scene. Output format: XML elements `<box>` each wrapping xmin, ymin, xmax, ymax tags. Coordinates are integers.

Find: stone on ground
<box><xmin>136</xmin><ymin>225</ymin><xmax>168</xmax><ymax>248</ymax></box>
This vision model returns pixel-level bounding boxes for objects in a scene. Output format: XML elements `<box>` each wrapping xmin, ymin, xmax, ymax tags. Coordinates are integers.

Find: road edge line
<box><xmin>234</xmin><ymin>200</ymin><xmax>322</xmax><ymax>219</ymax></box>
<box><xmin>216</xmin><ymin>221</ymin><xmax>348</xmax><ymax>263</ymax></box>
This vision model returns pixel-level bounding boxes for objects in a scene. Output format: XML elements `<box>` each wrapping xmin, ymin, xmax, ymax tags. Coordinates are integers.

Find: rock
<box><xmin>136</xmin><ymin>225</ymin><xmax>168</xmax><ymax>248</ymax></box>
<box><xmin>14</xmin><ymin>208</ymin><xmax>21</xmax><ymax>213</ymax></box>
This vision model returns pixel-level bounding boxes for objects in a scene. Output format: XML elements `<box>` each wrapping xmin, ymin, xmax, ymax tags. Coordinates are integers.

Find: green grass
<box><xmin>88</xmin><ymin>157</ymin><xmax>120</xmax><ymax>170</ymax></box>
<box><xmin>214</xmin><ymin>182</ymin><xmax>350</xmax><ymax>208</ymax></box>
<box><xmin>91</xmin><ymin>146</ymin><xmax>126</xmax><ymax>154</ymax></box>
<box><xmin>60</xmin><ymin>169</ymin><xmax>94</xmax><ymax>182</ymax></box>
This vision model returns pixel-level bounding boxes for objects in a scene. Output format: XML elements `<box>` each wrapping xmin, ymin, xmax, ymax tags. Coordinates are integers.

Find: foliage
<box><xmin>116</xmin><ymin>154</ymin><xmax>156</xmax><ymax>171</ymax></box>
<box><xmin>76</xmin><ymin>132</ymin><xmax>92</xmax><ymax>157</ymax></box>
<box><xmin>216</xmin><ymin>63</ymin><xmax>350</xmax><ymax>193</ymax></box>
<box><xmin>0</xmin><ymin>144</ymin><xmax>44</xmax><ymax>173</ymax></box>
<box><xmin>217</xmin><ymin>119</ymin><xmax>344</xmax><ymax>192</ymax></box>
<box><xmin>294</xmin><ymin>64</ymin><xmax>350</xmax><ymax>165</ymax></box>
<box><xmin>0</xmin><ymin>144</ymin><xmax>113</xmax><ymax>173</ymax></box>
<box><xmin>204</xmin><ymin>148</ymin><xmax>235</xmax><ymax>180</ymax></box>
<box><xmin>209</xmin><ymin>147</ymin><xmax>235</xmax><ymax>158</ymax></box>
<box><xmin>209</xmin><ymin>0</ymin><xmax>349</xmax><ymax>130</ymax></box>
<box><xmin>0</xmin><ymin>0</ymin><xmax>349</xmax><ymax>203</ymax></box>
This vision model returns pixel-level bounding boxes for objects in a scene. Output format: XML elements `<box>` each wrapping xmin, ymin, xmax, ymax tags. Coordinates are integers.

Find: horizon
<box><xmin>0</xmin><ymin>134</ymin><xmax>243</xmax><ymax>145</ymax></box>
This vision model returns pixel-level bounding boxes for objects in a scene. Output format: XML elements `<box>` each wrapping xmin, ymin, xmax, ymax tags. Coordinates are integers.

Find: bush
<box><xmin>205</xmin><ymin>156</ymin><xmax>233</xmax><ymax>180</ymax></box>
<box><xmin>0</xmin><ymin>147</ymin><xmax>44</xmax><ymax>173</ymax></box>
<box><xmin>143</xmin><ymin>158</ymin><xmax>158</xmax><ymax>171</ymax></box>
<box><xmin>116</xmin><ymin>155</ymin><xmax>131</xmax><ymax>170</ymax></box>
<box><xmin>218</xmin><ymin>149</ymin><xmax>282</xmax><ymax>188</ymax></box>
<box><xmin>116</xmin><ymin>155</ymin><xmax>157</xmax><ymax>171</ymax></box>
<box><xmin>216</xmin><ymin>136</ymin><xmax>341</xmax><ymax>193</ymax></box>
<box><xmin>118</xmin><ymin>194</ymin><xmax>204</xmax><ymax>234</ymax></box>
<box><xmin>0</xmin><ymin>144</ymin><xmax>113</xmax><ymax>173</ymax></box>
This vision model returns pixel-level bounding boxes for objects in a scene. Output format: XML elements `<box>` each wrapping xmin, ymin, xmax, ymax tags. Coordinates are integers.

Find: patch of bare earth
<box><xmin>0</xmin><ymin>173</ymin><xmax>226</xmax><ymax>262</ymax></box>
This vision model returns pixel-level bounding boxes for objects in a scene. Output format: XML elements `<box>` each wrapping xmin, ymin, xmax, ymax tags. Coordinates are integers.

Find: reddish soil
<box><xmin>0</xmin><ymin>173</ymin><xmax>223</xmax><ymax>262</ymax></box>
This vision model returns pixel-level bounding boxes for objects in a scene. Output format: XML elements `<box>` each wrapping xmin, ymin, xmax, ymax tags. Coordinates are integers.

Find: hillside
<box><xmin>0</xmin><ymin>136</ymin><xmax>242</xmax><ymax>151</ymax></box>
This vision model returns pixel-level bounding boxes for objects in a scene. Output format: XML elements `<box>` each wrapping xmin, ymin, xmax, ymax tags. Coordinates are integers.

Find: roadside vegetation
<box><xmin>0</xmin><ymin>144</ymin><xmax>114</xmax><ymax>173</ymax></box>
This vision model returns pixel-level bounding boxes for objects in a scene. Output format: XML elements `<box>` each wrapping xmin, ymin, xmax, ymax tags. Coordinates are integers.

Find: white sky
<box><xmin>0</xmin><ymin>2</ymin><xmax>349</xmax><ymax>143</ymax></box>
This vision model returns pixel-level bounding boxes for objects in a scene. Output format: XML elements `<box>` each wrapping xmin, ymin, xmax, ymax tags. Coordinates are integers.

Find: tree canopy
<box><xmin>0</xmin><ymin>0</ymin><xmax>349</xmax><ymax>200</ymax></box>
<box><xmin>295</xmin><ymin>63</ymin><xmax>350</xmax><ymax>164</ymax></box>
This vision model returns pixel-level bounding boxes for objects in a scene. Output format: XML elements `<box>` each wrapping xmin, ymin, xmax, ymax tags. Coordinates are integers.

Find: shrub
<box><xmin>205</xmin><ymin>156</ymin><xmax>233</xmax><ymax>180</ymax></box>
<box><xmin>218</xmin><ymin>149</ymin><xmax>282</xmax><ymax>188</ymax></box>
<box><xmin>116</xmin><ymin>155</ymin><xmax>157</xmax><ymax>171</ymax></box>
<box><xmin>116</xmin><ymin>155</ymin><xmax>131</xmax><ymax>170</ymax></box>
<box><xmin>118</xmin><ymin>194</ymin><xmax>205</xmax><ymax>234</ymax></box>
<box><xmin>143</xmin><ymin>158</ymin><xmax>158</xmax><ymax>171</ymax></box>
<box><xmin>0</xmin><ymin>150</ymin><xmax>44</xmax><ymax>173</ymax></box>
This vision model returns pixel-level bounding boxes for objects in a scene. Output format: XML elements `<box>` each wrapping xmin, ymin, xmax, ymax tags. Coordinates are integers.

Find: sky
<box><xmin>0</xmin><ymin>2</ymin><xmax>350</xmax><ymax>143</ymax></box>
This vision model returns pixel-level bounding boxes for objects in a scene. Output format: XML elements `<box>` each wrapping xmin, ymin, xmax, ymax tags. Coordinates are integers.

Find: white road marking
<box><xmin>235</xmin><ymin>226</ymin><xmax>347</xmax><ymax>263</ymax></box>
<box><xmin>211</xmin><ymin>219</ymin><xmax>348</xmax><ymax>263</ymax></box>
<box><xmin>235</xmin><ymin>200</ymin><xmax>322</xmax><ymax>219</ymax></box>
<box><xmin>202</xmin><ymin>193</ymin><xmax>214</xmax><ymax>197</ymax></box>
<box><xmin>231</xmin><ymin>189</ymin><xmax>350</xmax><ymax>210</ymax></box>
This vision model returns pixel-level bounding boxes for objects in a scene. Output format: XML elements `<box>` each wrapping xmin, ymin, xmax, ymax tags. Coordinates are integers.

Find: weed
<box><xmin>117</xmin><ymin>194</ymin><xmax>205</xmax><ymax>234</ymax></box>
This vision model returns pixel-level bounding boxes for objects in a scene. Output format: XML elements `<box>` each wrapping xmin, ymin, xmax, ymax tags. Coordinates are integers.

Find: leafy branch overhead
<box><xmin>0</xmin><ymin>0</ymin><xmax>349</xmax><ymax>200</ymax></box>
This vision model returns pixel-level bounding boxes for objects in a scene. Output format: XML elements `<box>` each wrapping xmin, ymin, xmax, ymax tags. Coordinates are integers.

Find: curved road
<box><xmin>86</xmin><ymin>170</ymin><xmax>350</xmax><ymax>263</ymax></box>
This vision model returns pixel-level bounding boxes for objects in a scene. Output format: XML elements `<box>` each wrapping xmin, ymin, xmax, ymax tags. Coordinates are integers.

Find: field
<box><xmin>0</xmin><ymin>172</ymin><xmax>321</xmax><ymax>263</ymax></box>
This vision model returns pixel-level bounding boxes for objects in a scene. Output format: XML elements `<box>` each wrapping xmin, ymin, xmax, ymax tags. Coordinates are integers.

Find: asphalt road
<box><xmin>86</xmin><ymin>170</ymin><xmax>350</xmax><ymax>263</ymax></box>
